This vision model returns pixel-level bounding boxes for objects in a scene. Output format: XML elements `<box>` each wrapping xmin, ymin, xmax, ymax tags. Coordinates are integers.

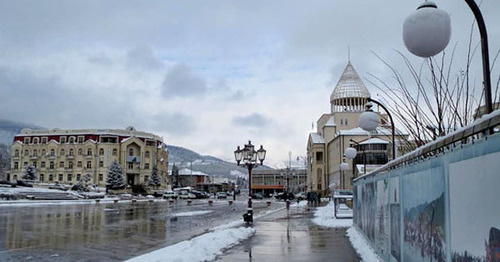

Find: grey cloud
<box><xmin>161</xmin><ymin>64</ymin><xmax>207</xmax><ymax>99</ymax></box>
<box><xmin>232</xmin><ymin>113</ymin><xmax>270</xmax><ymax>128</ymax></box>
<box><xmin>153</xmin><ymin>113</ymin><xmax>196</xmax><ymax>136</ymax></box>
<box><xmin>126</xmin><ymin>45</ymin><xmax>163</xmax><ymax>70</ymax></box>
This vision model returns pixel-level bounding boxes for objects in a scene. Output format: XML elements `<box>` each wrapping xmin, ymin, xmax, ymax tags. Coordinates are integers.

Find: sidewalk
<box><xmin>216</xmin><ymin>202</ymin><xmax>360</xmax><ymax>262</ymax></box>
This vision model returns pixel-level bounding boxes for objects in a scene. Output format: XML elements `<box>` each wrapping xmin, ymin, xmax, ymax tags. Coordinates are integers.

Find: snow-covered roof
<box><xmin>359</xmin><ymin>138</ymin><xmax>389</xmax><ymax>145</ymax></box>
<box><xmin>325</xmin><ymin>116</ymin><xmax>336</xmax><ymax>127</ymax></box>
<box><xmin>337</xmin><ymin>126</ymin><xmax>407</xmax><ymax>136</ymax></box>
<box><xmin>177</xmin><ymin>168</ymin><xmax>209</xmax><ymax>176</ymax></box>
<box><xmin>330</xmin><ymin>61</ymin><xmax>370</xmax><ymax>101</ymax></box>
<box><xmin>310</xmin><ymin>133</ymin><xmax>325</xmax><ymax>144</ymax></box>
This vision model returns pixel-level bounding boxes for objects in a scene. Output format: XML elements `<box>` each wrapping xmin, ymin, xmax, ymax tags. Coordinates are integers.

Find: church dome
<box><xmin>330</xmin><ymin>61</ymin><xmax>371</xmax><ymax>112</ymax></box>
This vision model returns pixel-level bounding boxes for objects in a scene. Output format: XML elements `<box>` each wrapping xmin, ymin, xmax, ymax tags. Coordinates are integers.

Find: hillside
<box><xmin>0</xmin><ymin>119</ymin><xmax>43</xmax><ymax>145</ymax></box>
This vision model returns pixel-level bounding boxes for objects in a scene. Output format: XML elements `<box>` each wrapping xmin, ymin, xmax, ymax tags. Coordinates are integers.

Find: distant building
<box><xmin>251</xmin><ymin>168</ymin><xmax>307</xmax><ymax>197</ymax></box>
<box><xmin>174</xmin><ymin>168</ymin><xmax>211</xmax><ymax>188</ymax></box>
<box><xmin>307</xmin><ymin>61</ymin><xmax>408</xmax><ymax>193</ymax></box>
<box><xmin>9</xmin><ymin>126</ymin><xmax>169</xmax><ymax>188</ymax></box>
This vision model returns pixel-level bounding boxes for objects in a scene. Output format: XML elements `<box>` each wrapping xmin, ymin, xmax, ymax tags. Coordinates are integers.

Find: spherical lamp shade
<box><xmin>403</xmin><ymin>1</ymin><xmax>451</xmax><ymax>57</ymax></box>
<box><xmin>340</xmin><ymin>162</ymin><xmax>350</xmax><ymax>171</ymax></box>
<box><xmin>345</xmin><ymin>147</ymin><xmax>357</xmax><ymax>160</ymax></box>
<box><xmin>359</xmin><ymin>111</ymin><xmax>379</xmax><ymax>132</ymax></box>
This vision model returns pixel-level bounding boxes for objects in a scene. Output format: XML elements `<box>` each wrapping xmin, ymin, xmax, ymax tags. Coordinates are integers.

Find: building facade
<box><xmin>9</xmin><ymin>126</ymin><xmax>169</xmax><ymax>188</ymax></box>
<box><xmin>251</xmin><ymin>168</ymin><xmax>307</xmax><ymax>197</ymax></box>
<box><xmin>307</xmin><ymin>61</ymin><xmax>408</xmax><ymax>193</ymax></box>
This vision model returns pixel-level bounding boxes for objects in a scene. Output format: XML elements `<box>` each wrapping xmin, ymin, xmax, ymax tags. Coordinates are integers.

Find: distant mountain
<box><xmin>0</xmin><ymin>119</ymin><xmax>265</xmax><ymax>179</ymax></box>
<box><xmin>0</xmin><ymin>119</ymin><xmax>44</xmax><ymax>146</ymax></box>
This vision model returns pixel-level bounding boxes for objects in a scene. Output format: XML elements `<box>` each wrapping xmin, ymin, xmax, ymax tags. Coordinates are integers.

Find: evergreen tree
<box><xmin>22</xmin><ymin>164</ymin><xmax>37</xmax><ymax>181</ymax></box>
<box><xmin>147</xmin><ymin>165</ymin><xmax>161</xmax><ymax>188</ymax></box>
<box><xmin>106</xmin><ymin>161</ymin><xmax>126</xmax><ymax>189</ymax></box>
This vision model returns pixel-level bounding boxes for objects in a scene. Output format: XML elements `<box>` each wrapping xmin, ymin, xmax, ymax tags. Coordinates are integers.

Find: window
<box><xmin>77</xmin><ymin>136</ymin><xmax>84</xmax><ymax>143</ymax></box>
<box><xmin>49</xmin><ymin>174</ymin><xmax>53</xmax><ymax>181</ymax></box>
<box><xmin>345</xmin><ymin>119</ymin><xmax>348</xmax><ymax>125</ymax></box>
<box><xmin>32</xmin><ymin>162</ymin><xmax>37</xmax><ymax>168</ymax></box>
<box><xmin>41</xmin><ymin>149</ymin><xmax>46</xmax><ymax>156</ymax></box>
<box><xmin>128</xmin><ymin>163</ymin><xmax>133</xmax><ymax>169</ymax></box>
<box><xmin>60</xmin><ymin>149</ymin><xmax>65</xmax><ymax>156</ymax></box>
<box><xmin>87</xmin><ymin>148</ymin><xmax>92</xmax><ymax>156</ymax></box>
<box><xmin>128</xmin><ymin>148</ymin><xmax>134</xmax><ymax>156</ymax></box>
<box><xmin>41</xmin><ymin>162</ymin><xmax>46</xmax><ymax>168</ymax></box>
<box><xmin>87</xmin><ymin>161</ymin><xmax>91</xmax><ymax>168</ymax></box>
<box><xmin>69</xmin><ymin>149</ymin><xmax>74</xmax><ymax>156</ymax></box>
<box><xmin>24</xmin><ymin>149</ymin><xmax>29</xmax><ymax>156</ymax></box>
<box><xmin>76</xmin><ymin>174</ymin><xmax>81</xmax><ymax>181</ymax></box>
<box><xmin>112</xmin><ymin>149</ymin><xmax>117</xmax><ymax>156</ymax></box>
<box><xmin>340</xmin><ymin>119</ymin><xmax>343</xmax><ymax>125</ymax></box>
<box><xmin>144</xmin><ymin>175</ymin><xmax>149</xmax><ymax>183</ymax></box>
<box><xmin>13</xmin><ymin>175</ymin><xmax>17</xmax><ymax>180</ymax></box>
<box><xmin>60</xmin><ymin>136</ymin><xmax>67</xmax><ymax>143</ymax></box>
<box><xmin>67</xmin><ymin>174</ymin><xmax>72</xmax><ymax>181</ymax></box>
<box><xmin>40</xmin><ymin>174</ymin><xmax>44</xmax><ymax>181</ymax></box>
<box><xmin>49</xmin><ymin>161</ymin><xmax>54</xmax><ymax>169</ymax></box>
<box><xmin>145</xmin><ymin>151</ymin><xmax>150</xmax><ymax>158</ymax></box>
<box><xmin>99</xmin><ymin>148</ymin><xmax>104</xmax><ymax>156</ymax></box>
<box><xmin>33</xmin><ymin>149</ymin><xmax>38</xmax><ymax>157</ymax></box>
<box><xmin>77</xmin><ymin>161</ymin><xmax>82</xmax><ymax>167</ymax></box>
<box><xmin>14</xmin><ymin>149</ymin><xmax>19</xmax><ymax>157</ymax></box>
<box><xmin>59</xmin><ymin>161</ymin><xmax>64</xmax><ymax>168</ymax></box>
<box><xmin>315</xmin><ymin>152</ymin><xmax>323</xmax><ymax>162</ymax></box>
<box><xmin>24</xmin><ymin>137</ymin><xmax>30</xmax><ymax>144</ymax></box>
<box><xmin>24</xmin><ymin>162</ymin><xmax>28</xmax><ymax>167</ymax></box>
<box><xmin>99</xmin><ymin>161</ymin><xmax>103</xmax><ymax>168</ymax></box>
<box><xmin>58</xmin><ymin>174</ymin><xmax>63</xmax><ymax>181</ymax></box>
<box><xmin>69</xmin><ymin>136</ymin><xmax>76</xmax><ymax>143</ymax></box>
<box><xmin>78</xmin><ymin>148</ymin><xmax>83</xmax><ymax>155</ymax></box>
<box><xmin>144</xmin><ymin>163</ymin><xmax>150</xmax><ymax>169</ymax></box>
<box><xmin>14</xmin><ymin>162</ymin><xmax>18</xmax><ymax>169</ymax></box>
<box><xmin>41</xmin><ymin>137</ymin><xmax>47</xmax><ymax>144</ymax></box>
<box><xmin>33</xmin><ymin>137</ymin><xmax>39</xmax><ymax>144</ymax></box>
<box><xmin>99</xmin><ymin>174</ymin><xmax>103</xmax><ymax>181</ymax></box>
<box><xmin>68</xmin><ymin>161</ymin><xmax>73</xmax><ymax>169</ymax></box>
<box><xmin>50</xmin><ymin>149</ymin><xmax>55</xmax><ymax>157</ymax></box>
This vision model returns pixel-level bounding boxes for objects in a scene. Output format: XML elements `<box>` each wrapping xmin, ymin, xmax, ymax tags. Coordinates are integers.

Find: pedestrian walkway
<box><xmin>216</xmin><ymin>202</ymin><xmax>360</xmax><ymax>261</ymax></box>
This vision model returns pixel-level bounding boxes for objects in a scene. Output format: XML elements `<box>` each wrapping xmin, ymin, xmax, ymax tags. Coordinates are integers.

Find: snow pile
<box><xmin>126</xmin><ymin>226</ymin><xmax>256</xmax><ymax>262</ymax></box>
<box><xmin>171</xmin><ymin>210</ymin><xmax>213</xmax><ymax>217</ymax></box>
<box><xmin>311</xmin><ymin>201</ymin><xmax>352</xmax><ymax>228</ymax></box>
<box><xmin>346</xmin><ymin>227</ymin><xmax>381</xmax><ymax>262</ymax></box>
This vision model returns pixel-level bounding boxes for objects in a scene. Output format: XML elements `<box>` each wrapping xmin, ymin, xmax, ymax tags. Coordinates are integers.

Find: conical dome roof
<box><xmin>330</xmin><ymin>61</ymin><xmax>370</xmax><ymax>102</ymax></box>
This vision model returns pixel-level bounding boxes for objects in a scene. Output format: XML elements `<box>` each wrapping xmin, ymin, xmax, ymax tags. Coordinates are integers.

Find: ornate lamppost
<box><xmin>359</xmin><ymin>98</ymin><xmax>396</xmax><ymax>160</ymax></box>
<box><xmin>234</xmin><ymin>141</ymin><xmax>266</xmax><ymax>224</ymax></box>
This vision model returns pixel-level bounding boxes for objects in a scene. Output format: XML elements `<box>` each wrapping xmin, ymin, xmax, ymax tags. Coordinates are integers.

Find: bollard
<box><xmin>131</xmin><ymin>199</ymin><xmax>137</xmax><ymax>205</ymax></box>
<box><xmin>169</xmin><ymin>199</ymin><xmax>174</xmax><ymax>205</ymax></box>
<box><xmin>266</xmin><ymin>201</ymin><xmax>271</xmax><ymax>207</ymax></box>
<box><xmin>286</xmin><ymin>200</ymin><xmax>290</xmax><ymax>209</ymax></box>
<box><xmin>208</xmin><ymin>200</ymin><xmax>213</xmax><ymax>206</ymax></box>
<box><xmin>95</xmin><ymin>199</ymin><xmax>100</xmax><ymax>204</ymax></box>
<box><xmin>114</xmin><ymin>199</ymin><xmax>119</xmax><ymax>204</ymax></box>
<box><xmin>228</xmin><ymin>200</ymin><xmax>233</xmax><ymax>205</ymax></box>
<box><xmin>187</xmin><ymin>200</ymin><xmax>192</xmax><ymax>206</ymax></box>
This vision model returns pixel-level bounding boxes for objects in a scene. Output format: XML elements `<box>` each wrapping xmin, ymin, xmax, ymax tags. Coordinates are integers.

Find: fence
<box><xmin>353</xmin><ymin>110</ymin><xmax>500</xmax><ymax>262</ymax></box>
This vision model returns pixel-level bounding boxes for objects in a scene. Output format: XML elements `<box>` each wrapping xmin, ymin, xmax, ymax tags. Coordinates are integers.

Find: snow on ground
<box><xmin>311</xmin><ymin>201</ymin><xmax>352</xmax><ymax>228</ymax></box>
<box><xmin>125</xmin><ymin>226</ymin><xmax>256</xmax><ymax>262</ymax></box>
<box><xmin>171</xmin><ymin>210</ymin><xmax>213</xmax><ymax>217</ymax></box>
<box><xmin>346</xmin><ymin>227</ymin><xmax>382</xmax><ymax>262</ymax></box>
<box><xmin>311</xmin><ymin>201</ymin><xmax>381</xmax><ymax>262</ymax></box>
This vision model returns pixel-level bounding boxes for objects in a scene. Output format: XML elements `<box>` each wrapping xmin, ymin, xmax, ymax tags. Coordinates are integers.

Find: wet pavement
<box><xmin>216</xmin><ymin>203</ymin><xmax>360</xmax><ymax>262</ymax></box>
<box><xmin>0</xmin><ymin>197</ymin><xmax>283</xmax><ymax>261</ymax></box>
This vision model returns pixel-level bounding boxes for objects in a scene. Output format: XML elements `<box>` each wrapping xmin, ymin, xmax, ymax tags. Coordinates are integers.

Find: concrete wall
<box><xmin>353</xmin><ymin>131</ymin><xmax>500</xmax><ymax>262</ymax></box>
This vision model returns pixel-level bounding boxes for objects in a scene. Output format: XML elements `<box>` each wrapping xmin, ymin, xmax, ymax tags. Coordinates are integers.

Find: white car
<box><xmin>178</xmin><ymin>192</ymin><xmax>196</xmax><ymax>199</ymax></box>
<box><xmin>163</xmin><ymin>191</ymin><xmax>178</xmax><ymax>199</ymax></box>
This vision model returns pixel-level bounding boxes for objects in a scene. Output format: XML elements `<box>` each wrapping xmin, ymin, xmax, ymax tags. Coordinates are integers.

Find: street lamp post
<box><xmin>359</xmin><ymin>98</ymin><xmax>396</xmax><ymax>160</ymax></box>
<box><xmin>234</xmin><ymin>141</ymin><xmax>266</xmax><ymax>224</ymax></box>
<box><xmin>403</xmin><ymin>0</ymin><xmax>492</xmax><ymax>115</ymax></box>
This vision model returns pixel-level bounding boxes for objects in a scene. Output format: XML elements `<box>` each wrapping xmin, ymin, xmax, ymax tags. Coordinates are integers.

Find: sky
<box><xmin>0</xmin><ymin>0</ymin><xmax>498</xmax><ymax>167</ymax></box>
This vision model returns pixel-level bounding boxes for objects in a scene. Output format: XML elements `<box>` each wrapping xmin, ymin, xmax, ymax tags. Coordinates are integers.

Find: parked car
<box><xmin>163</xmin><ymin>191</ymin><xmax>178</xmax><ymax>199</ymax></box>
<box><xmin>295</xmin><ymin>192</ymin><xmax>307</xmax><ymax>201</ymax></box>
<box><xmin>275</xmin><ymin>192</ymin><xmax>294</xmax><ymax>201</ymax></box>
<box><xmin>216</xmin><ymin>192</ymin><xmax>227</xmax><ymax>199</ymax></box>
<box><xmin>252</xmin><ymin>193</ymin><xmax>263</xmax><ymax>199</ymax></box>
<box><xmin>14</xmin><ymin>180</ymin><xmax>33</xmax><ymax>188</ymax></box>
<box><xmin>179</xmin><ymin>192</ymin><xmax>196</xmax><ymax>199</ymax></box>
<box><xmin>49</xmin><ymin>184</ymin><xmax>68</xmax><ymax>191</ymax></box>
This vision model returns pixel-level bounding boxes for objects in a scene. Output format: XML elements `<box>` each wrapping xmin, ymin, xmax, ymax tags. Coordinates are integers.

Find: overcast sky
<box><xmin>0</xmin><ymin>0</ymin><xmax>498</xmax><ymax>167</ymax></box>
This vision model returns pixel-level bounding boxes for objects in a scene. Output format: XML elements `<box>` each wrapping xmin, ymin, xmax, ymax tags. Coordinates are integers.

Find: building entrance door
<box><xmin>127</xmin><ymin>174</ymin><xmax>136</xmax><ymax>185</ymax></box>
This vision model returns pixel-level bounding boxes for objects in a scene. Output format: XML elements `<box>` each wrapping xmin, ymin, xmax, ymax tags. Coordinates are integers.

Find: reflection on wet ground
<box><xmin>216</xmin><ymin>205</ymin><xmax>360</xmax><ymax>262</ymax></box>
<box><xmin>0</xmin><ymin>199</ymin><xmax>280</xmax><ymax>261</ymax></box>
